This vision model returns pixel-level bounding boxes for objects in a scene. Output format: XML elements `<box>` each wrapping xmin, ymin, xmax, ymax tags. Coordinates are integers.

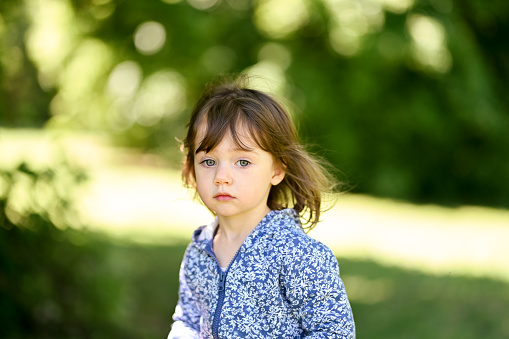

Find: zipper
<box><xmin>212</xmin><ymin>270</ymin><xmax>226</xmax><ymax>339</ymax></box>
<box><xmin>211</xmin><ymin>248</ymin><xmax>242</xmax><ymax>339</ymax></box>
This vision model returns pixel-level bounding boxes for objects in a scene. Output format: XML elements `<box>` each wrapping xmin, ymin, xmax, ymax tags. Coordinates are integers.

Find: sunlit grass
<box><xmin>314</xmin><ymin>195</ymin><xmax>509</xmax><ymax>282</ymax></box>
<box><xmin>78</xmin><ymin>165</ymin><xmax>212</xmax><ymax>243</ymax></box>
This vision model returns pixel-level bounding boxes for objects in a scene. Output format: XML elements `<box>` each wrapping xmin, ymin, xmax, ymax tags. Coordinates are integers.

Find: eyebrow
<box><xmin>231</xmin><ymin>145</ymin><xmax>255</xmax><ymax>152</ymax></box>
<box><xmin>195</xmin><ymin>145</ymin><xmax>257</xmax><ymax>154</ymax></box>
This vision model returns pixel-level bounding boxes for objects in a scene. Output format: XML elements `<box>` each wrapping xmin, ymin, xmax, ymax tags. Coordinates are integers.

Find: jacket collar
<box><xmin>192</xmin><ymin>209</ymin><xmax>302</xmax><ymax>251</ymax></box>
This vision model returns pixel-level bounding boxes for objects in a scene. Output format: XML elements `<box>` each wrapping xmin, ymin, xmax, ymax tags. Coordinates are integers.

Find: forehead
<box><xmin>194</xmin><ymin>119</ymin><xmax>258</xmax><ymax>153</ymax></box>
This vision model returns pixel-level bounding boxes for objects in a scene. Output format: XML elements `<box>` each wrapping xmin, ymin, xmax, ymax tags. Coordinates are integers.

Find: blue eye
<box><xmin>201</xmin><ymin>159</ymin><xmax>216</xmax><ymax>167</ymax></box>
<box><xmin>237</xmin><ymin>160</ymin><xmax>250</xmax><ymax>167</ymax></box>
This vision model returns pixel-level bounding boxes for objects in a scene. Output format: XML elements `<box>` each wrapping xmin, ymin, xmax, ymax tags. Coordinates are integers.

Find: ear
<box><xmin>271</xmin><ymin>164</ymin><xmax>285</xmax><ymax>186</ymax></box>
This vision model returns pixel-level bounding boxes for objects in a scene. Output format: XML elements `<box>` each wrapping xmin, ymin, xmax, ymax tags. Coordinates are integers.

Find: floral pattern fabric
<box><xmin>168</xmin><ymin>209</ymin><xmax>355</xmax><ymax>338</ymax></box>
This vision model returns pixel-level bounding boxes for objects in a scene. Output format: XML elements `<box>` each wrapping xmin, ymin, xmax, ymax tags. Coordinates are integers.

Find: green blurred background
<box><xmin>1</xmin><ymin>0</ymin><xmax>509</xmax><ymax>338</ymax></box>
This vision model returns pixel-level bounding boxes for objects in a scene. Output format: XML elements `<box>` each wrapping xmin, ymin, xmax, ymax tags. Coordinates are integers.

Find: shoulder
<box><xmin>270</xmin><ymin>221</ymin><xmax>338</xmax><ymax>269</ymax></box>
<box><xmin>269</xmin><ymin>211</ymin><xmax>331</xmax><ymax>251</ymax></box>
<box><xmin>265</xmin><ymin>209</ymin><xmax>335</xmax><ymax>253</ymax></box>
<box><xmin>181</xmin><ymin>217</ymin><xmax>217</xmax><ymax>264</ymax></box>
<box><xmin>180</xmin><ymin>242</ymin><xmax>200</xmax><ymax>269</ymax></box>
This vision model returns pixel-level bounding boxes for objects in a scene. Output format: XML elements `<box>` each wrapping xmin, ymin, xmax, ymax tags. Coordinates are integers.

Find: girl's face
<box><xmin>193</xmin><ymin>123</ymin><xmax>285</xmax><ymax>225</ymax></box>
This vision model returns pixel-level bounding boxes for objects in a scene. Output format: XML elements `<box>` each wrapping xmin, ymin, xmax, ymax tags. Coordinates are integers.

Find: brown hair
<box><xmin>182</xmin><ymin>75</ymin><xmax>338</xmax><ymax>231</ymax></box>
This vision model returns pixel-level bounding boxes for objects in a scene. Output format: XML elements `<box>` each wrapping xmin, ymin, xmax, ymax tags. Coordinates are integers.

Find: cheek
<box><xmin>195</xmin><ymin>167</ymin><xmax>215</xmax><ymax>186</ymax></box>
<box><xmin>194</xmin><ymin>171</ymin><xmax>208</xmax><ymax>188</ymax></box>
<box><xmin>193</xmin><ymin>164</ymin><xmax>206</xmax><ymax>180</ymax></box>
<box><xmin>195</xmin><ymin>180</ymin><xmax>210</xmax><ymax>202</ymax></box>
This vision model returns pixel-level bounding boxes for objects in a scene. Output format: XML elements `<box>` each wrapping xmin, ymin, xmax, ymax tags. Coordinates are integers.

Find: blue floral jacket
<box><xmin>168</xmin><ymin>209</ymin><xmax>355</xmax><ymax>338</ymax></box>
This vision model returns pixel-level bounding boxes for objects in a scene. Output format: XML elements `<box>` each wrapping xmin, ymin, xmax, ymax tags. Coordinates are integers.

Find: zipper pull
<box><xmin>218</xmin><ymin>271</ymin><xmax>226</xmax><ymax>291</ymax></box>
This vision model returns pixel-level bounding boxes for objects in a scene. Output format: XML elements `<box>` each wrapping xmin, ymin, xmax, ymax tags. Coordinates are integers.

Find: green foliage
<box><xmin>1</xmin><ymin>0</ymin><xmax>508</xmax><ymax>206</ymax></box>
<box><xmin>0</xmin><ymin>222</ymin><xmax>130</xmax><ymax>338</ymax></box>
<box><xmin>0</xmin><ymin>161</ymin><xmax>129</xmax><ymax>338</ymax></box>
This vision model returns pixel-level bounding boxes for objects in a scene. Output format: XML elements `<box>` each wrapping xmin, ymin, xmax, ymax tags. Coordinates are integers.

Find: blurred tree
<box><xmin>0</xmin><ymin>0</ymin><xmax>53</xmax><ymax>127</ymax></box>
<box><xmin>0</xmin><ymin>160</ymin><xmax>133</xmax><ymax>338</ymax></box>
<box><xmin>0</xmin><ymin>0</ymin><xmax>508</xmax><ymax>207</ymax></box>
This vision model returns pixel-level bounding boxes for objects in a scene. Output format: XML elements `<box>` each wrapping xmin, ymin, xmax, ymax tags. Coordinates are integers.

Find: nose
<box><xmin>214</xmin><ymin>163</ymin><xmax>232</xmax><ymax>185</ymax></box>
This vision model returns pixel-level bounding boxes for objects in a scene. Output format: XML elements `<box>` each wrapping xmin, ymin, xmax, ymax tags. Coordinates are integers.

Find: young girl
<box><xmin>168</xmin><ymin>76</ymin><xmax>355</xmax><ymax>338</ymax></box>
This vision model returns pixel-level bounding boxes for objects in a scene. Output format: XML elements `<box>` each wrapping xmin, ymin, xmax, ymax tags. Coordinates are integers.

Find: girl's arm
<box><xmin>281</xmin><ymin>240</ymin><xmax>356</xmax><ymax>339</ymax></box>
<box><xmin>168</xmin><ymin>248</ymin><xmax>201</xmax><ymax>339</ymax></box>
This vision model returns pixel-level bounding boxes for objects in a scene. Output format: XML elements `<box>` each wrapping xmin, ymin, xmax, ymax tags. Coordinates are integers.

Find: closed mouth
<box><xmin>214</xmin><ymin>193</ymin><xmax>234</xmax><ymax>200</ymax></box>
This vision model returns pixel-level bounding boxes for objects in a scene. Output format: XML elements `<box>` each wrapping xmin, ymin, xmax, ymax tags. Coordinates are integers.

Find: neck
<box><xmin>216</xmin><ymin>205</ymin><xmax>271</xmax><ymax>242</ymax></box>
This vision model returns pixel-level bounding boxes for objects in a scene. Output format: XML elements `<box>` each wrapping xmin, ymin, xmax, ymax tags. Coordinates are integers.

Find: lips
<box><xmin>214</xmin><ymin>193</ymin><xmax>235</xmax><ymax>201</ymax></box>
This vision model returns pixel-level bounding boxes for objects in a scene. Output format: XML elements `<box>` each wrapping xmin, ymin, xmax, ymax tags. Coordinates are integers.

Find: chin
<box><xmin>213</xmin><ymin>209</ymin><xmax>241</xmax><ymax>218</ymax></box>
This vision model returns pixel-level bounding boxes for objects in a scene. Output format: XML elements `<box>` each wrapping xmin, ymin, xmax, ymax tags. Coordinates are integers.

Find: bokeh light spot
<box><xmin>187</xmin><ymin>0</ymin><xmax>219</xmax><ymax>10</ymax></box>
<box><xmin>258</xmin><ymin>42</ymin><xmax>292</xmax><ymax>70</ymax></box>
<box><xmin>378</xmin><ymin>0</ymin><xmax>414</xmax><ymax>14</ymax></box>
<box><xmin>323</xmin><ymin>0</ymin><xmax>385</xmax><ymax>56</ymax></box>
<box><xmin>243</xmin><ymin>61</ymin><xmax>286</xmax><ymax>96</ymax></box>
<box><xmin>131</xmin><ymin>70</ymin><xmax>187</xmax><ymax>126</ymax></box>
<box><xmin>46</xmin><ymin>38</ymin><xmax>113</xmax><ymax>128</ymax></box>
<box><xmin>89</xmin><ymin>1</ymin><xmax>115</xmax><ymax>20</ymax></box>
<box><xmin>226</xmin><ymin>0</ymin><xmax>250</xmax><ymax>11</ymax></box>
<box><xmin>329</xmin><ymin>27</ymin><xmax>360</xmax><ymax>56</ymax></box>
<box><xmin>107</xmin><ymin>61</ymin><xmax>143</xmax><ymax>99</ymax></box>
<box><xmin>59</xmin><ymin>39</ymin><xmax>113</xmax><ymax>100</ymax></box>
<box><xmin>25</xmin><ymin>0</ymin><xmax>77</xmax><ymax>87</ymax></box>
<box><xmin>134</xmin><ymin>21</ymin><xmax>166</xmax><ymax>55</ymax></box>
<box><xmin>254</xmin><ymin>0</ymin><xmax>309</xmax><ymax>39</ymax></box>
<box><xmin>407</xmin><ymin>14</ymin><xmax>451</xmax><ymax>73</ymax></box>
